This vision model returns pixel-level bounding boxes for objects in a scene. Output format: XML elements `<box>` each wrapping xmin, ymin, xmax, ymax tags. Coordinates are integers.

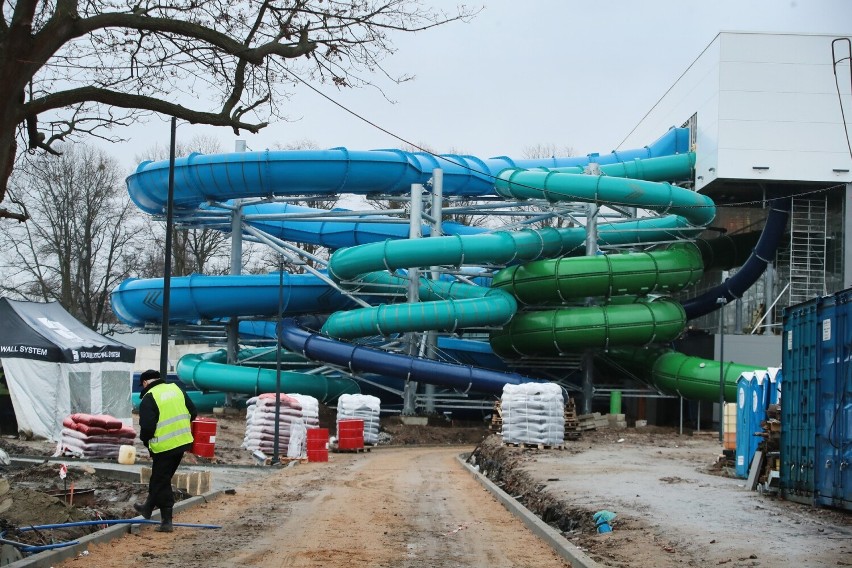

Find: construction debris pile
<box><xmin>500</xmin><ymin>383</ymin><xmax>565</xmax><ymax>447</ymax></box>
<box><xmin>336</xmin><ymin>394</ymin><xmax>381</xmax><ymax>445</ymax></box>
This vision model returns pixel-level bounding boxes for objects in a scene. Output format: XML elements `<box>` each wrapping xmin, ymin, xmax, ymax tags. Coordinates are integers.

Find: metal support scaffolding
<box><xmin>402</xmin><ymin>183</ymin><xmax>424</xmax><ymax>416</ymax></box>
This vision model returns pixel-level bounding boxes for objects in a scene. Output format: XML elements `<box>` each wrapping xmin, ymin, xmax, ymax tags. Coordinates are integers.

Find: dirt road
<box><xmin>58</xmin><ymin>447</ymin><xmax>571</xmax><ymax>568</ymax></box>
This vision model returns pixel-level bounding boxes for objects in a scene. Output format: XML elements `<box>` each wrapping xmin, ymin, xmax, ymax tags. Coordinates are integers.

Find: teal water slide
<box><xmin>113</xmin><ymin>127</ymin><xmax>785</xmax><ymax>403</ymax></box>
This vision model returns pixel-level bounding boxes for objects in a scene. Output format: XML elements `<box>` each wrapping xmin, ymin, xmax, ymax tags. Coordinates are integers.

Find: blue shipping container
<box><xmin>781</xmin><ymin>290</ymin><xmax>852</xmax><ymax>511</ymax></box>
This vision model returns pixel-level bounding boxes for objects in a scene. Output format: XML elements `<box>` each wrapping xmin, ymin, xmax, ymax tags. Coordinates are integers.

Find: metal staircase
<box><xmin>785</xmin><ymin>197</ymin><xmax>827</xmax><ymax>305</ymax></box>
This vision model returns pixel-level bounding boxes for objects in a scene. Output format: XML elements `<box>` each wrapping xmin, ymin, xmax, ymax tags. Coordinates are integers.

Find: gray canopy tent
<box><xmin>0</xmin><ymin>298</ymin><xmax>136</xmax><ymax>440</ymax></box>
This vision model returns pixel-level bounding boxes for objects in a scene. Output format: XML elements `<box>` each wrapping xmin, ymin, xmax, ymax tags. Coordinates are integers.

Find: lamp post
<box><xmin>717</xmin><ymin>297</ymin><xmax>727</xmax><ymax>444</ymax></box>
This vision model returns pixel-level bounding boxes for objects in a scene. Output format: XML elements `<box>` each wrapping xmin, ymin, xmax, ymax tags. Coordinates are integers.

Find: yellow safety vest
<box><xmin>146</xmin><ymin>383</ymin><xmax>193</xmax><ymax>453</ymax></box>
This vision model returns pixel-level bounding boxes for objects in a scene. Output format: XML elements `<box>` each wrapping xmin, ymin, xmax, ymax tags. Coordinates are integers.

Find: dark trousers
<box><xmin>148</xmin><ymin>447</ymin><xmax>186</xmax><ymax>510</ymax></box>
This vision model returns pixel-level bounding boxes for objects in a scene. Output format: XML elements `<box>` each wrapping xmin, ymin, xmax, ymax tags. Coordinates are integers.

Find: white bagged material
<box><xmin>336</xmin><ymin>394</ymin><xmax>381</xmax><ymax>445</ymax></box>
<box><xmin>242</xmin><ymin>393</ymin><xmax>319</xmax><ymax>457</ymax></box>
<box><xmin>501</xmin><ymin>383</ymin><xmax>565</xmax><ymax>446</ymax></box>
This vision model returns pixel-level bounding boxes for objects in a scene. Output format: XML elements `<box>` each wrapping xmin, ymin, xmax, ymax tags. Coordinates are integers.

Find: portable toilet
<box><xmin>749</xmin><ymin>370</ymin><xmax>770</xmax><ymax>468</ymax></box>
<box><xmin>735</xmin><ymin>371</ymin><xmax>756</xmax><ymax>478</ymax></box>
<box><xmin>766</xmin><ymin>367</ymin><xmax>782</xmax><ymax>405</ymax></box>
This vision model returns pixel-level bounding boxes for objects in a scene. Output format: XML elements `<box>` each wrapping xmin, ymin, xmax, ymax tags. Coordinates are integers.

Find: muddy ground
<box><xmin>472</xmin><ymin>427</ymin><xmax>852</xmax><ymax>567</ymax></box>
<box><xmin>1</xmin><ymin>411</ymin><xmax>850</xmax><ymax>566</ymax></box>
<box><xmin>0</xmin><ymin>409</ymin><xmax>489</xmax><ymax>551</ymax></box>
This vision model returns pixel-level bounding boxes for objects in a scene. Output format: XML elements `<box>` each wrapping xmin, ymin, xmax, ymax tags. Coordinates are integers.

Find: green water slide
<box><xmin>176</xmin><ymin>348</ymin><xmax>359</xmax><ymax>403</ymax></box>
<box><xmin>605</xmin><ymin>346</ymin><xmax>758</xmax><ymax>402</ymax></box>
<box><xmin>489</xmin><ymin>245</ymin><xmax>703</xmax><ymax>356</ymax></box>
<box><xmin>324</xmin><ymin>152</ymin><xmax>760</xmax><ymax>402</ymax></box>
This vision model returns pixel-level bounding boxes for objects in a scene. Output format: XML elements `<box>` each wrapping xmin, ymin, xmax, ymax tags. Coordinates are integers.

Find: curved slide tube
<box><xmin>489</xmin><ymin>245</ymin><xmax>703</xmax><ymax>357</ymax></box>
<box><xmin>604</xmin><ymin>346</ymin><xmax>758</xmax><ymax>402</ymax></box>
<box><xmin>278</xmin><ymin>318</ymin><xmax>537</xmax><ymax>395</ymax></box>
<box><xmin>176</xmin><ymin>348</ymin><xmax>359</xmax><ymax>403</ymax></box>
<box><xmin>319</xmin><ymin>163</ymin><xmax>713</xmax><ymax>347</ymax></box>
<box><xmin>113</xmin><ymin>131</ymin><xmax>778</xmax><ymax>405</ymax></box>
<box><xmin>112</xmin><ymin>272</ymin><xmax>358</xmax><ymax>326</ymax></box>
<box><xmin>682</xmin><ymin>197</ymin><xmax>791</xmax><ymax>319</ymax></box>
<box><xmin>127</xmin><ymin>128</ymin><xmax>690</xmax><ymax>214</ymax></box>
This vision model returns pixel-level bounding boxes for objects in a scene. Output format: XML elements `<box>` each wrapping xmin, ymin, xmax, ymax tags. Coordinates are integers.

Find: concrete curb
<box><xmin>6</xmin><ymin>489</ymin><xmax>223</xmax><ymax>568</ymax></box>
<box><xmin>456</xmin><ymin>454</ymin><xmax>605</xmax><ymax>568</ymax></box>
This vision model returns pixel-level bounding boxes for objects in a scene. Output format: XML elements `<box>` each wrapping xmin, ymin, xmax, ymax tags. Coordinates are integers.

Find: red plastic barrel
<box><xmin>191</xmin><ymin>417</ymin><xmax>217</xmax><ymax>458</ymax></box>
<box><xmin>306</xmin><ymin>427</ymin><xmax>329</xmax><ymax>462</ymax></box>
<box><xmin>337</xmin><ymin>419</ymin><xmax>364</xmax><ymax>450</ymax></box>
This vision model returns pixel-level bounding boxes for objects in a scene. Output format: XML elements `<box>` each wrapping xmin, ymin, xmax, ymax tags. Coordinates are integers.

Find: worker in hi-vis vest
<box><xmin>134</xmin><ymin>369</ymin><xmax>197</xmax><ymax>532</ymax></box>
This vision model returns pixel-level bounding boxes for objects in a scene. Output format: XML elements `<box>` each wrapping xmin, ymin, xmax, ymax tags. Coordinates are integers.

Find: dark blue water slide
<box><xmin>277</xmin><ymin>318</ymin><xmax>538</xmax><ymax>395</ymax></box>
<box><xmin>682</xmin><ymin>197</ymin><xmax>791</xmax><ymax>319</ymax></box>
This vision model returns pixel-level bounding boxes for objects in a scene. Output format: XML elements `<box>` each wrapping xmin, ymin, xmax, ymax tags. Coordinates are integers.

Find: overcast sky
<box><xmin>106</xmin><ymin>0</ymin><xmax>851</xmax><ymax>173</ymax></box>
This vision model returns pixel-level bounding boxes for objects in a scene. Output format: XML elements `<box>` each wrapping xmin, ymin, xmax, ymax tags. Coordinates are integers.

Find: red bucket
<box><xmin>337</xmin><ymin>419</ymin><xmax>364</xmax><ymax>450</ymax></box>
<box><xmin>306</xmin><ymin>428</ymin><xmax>329</xmax><ymax>462</ymax></box>
<box><xmin>191</xmin><ymin>418</ymin><xmax>217</xmax><ymax>458</ymax></box>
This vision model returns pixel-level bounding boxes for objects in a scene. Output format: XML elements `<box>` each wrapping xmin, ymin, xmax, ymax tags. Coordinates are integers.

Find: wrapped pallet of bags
<box><xmin>501</xmin><ymin>383</ymin><xmax>565</xmax><ymax>446</ymax></box>
<box><xmin>57</xmin><ymin>413</ymin><xmax>137</xmax><ymax>458</ymax></box>
<box><xmin>336</xmin><ymin>394</ymin><xmax>381</xmax><ymax>445</ymax></box>
<box><xmin>242</xmin><ymin>394</ymin><xmax>303</xmax><ymax>454</ymax></box>
<box><xmin>289</xmin><ymin>394</ymin><xmax>320</xmax><ymax>429</ymax></box>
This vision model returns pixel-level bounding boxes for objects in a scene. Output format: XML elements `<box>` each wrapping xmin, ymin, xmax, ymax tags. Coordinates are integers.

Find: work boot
<box><xmin>133</xmin><ymin>498</ymin><xmax>154</xmax><ymax>520</ymax></box>
<box><xmin>155</xmin><ymin>507</ymin><xmax>174</xmax><ymax>532</ymax></box>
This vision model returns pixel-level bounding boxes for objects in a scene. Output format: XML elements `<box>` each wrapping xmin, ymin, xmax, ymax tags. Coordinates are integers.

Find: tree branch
<box><xmin>72</xmin><ymin>12</ymin><xmax>317</xmax><ymax>64</ymax></box>
<box><xmin>23</xmin><ymin>86</ymin><xmax>268</xmax><ymax>134</ymax></box>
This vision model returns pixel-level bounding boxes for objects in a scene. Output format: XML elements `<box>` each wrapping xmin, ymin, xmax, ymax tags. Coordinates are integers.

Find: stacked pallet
<box><xmin>757</xmin><ymin>403</ymin><xmax>781</xmax><ymax>493</ymax></box>
<box><xmin>490</xmin><ymin>400</ymin><xmax>503</xmax><ymax>433</ymax></box>
<box><xmin>564</xmin><ymin>398</ymin><xmax>581</xmax><ymax>440</ymax></box>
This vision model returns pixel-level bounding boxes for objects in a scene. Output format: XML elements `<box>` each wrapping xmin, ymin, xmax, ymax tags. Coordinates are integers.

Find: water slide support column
<box><xmin>424</xmin><ymin>170</ymin><xmax>444</xmax><ymax>415</ymax></box>
<box><xmin>159</xmin><ymin>117</ymin><xmax>177</xmax><ymax>380</ymax></box>
<box><xmin>717</xmin><ymin>297</ymin><xmax>727</xmax><ymax>444</ymax></box>
<box><xmin>582</xmin><ymin>202</ymin><xmax>599</xmax><ymax>415</ymax></box>
<box><xmin>402</xmin><ymin>183</ymin><xmax>424</xmax><ymax>416</ymax></box>
<box><xmin>227</xmin><ymin>141</ymin><xmax>247</xmax><ymax>370</ymax></box>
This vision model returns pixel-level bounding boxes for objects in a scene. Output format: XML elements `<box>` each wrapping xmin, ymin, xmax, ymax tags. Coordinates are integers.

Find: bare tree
<box><xmin>500</xmin><ymin>142</ymin><xmax>578</xmax><ymax>229</ymax></box>
<box><xmin>136</xmin><ymin>134</ymin><xmax>233</xmax><ymax>276</ymax></box>
<box><xmin>522</xmin><ymin>143</ymin><xmax>574</xmax><ymax>160</ymax></box>
<box><xmin>0</xmin><ymin>144</ymin><xmax>139</xmax><ymax>329</ymax></box>
<box><xmin>0</xmin><ymin>1</ymin><xmax>478</xmax><ymax>221</ymax></box>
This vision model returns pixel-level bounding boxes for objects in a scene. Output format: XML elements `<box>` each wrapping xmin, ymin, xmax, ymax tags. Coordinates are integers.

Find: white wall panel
<box><xmin>720</xmin><ymin>61</ymin><xmax>843</xmax><ymax>95</ymax></box>
<box><xmin>719</xmin><ymin>91</ymin><xmax>843</xmax><ymax>124</ymax></box>
<box><xmin>623</xmin><ymin>32</ymin><xmax>852</xmax><ymax>186</ymax></box>
<box><xmin>717</xmin><ymin>147</ymin><xmax>851</xmax><ymax>182</ymax></box>
<box><xmin>719</xmin><ymin>32</ymin><xmax>839</xmax><ymax>65</ymax></box>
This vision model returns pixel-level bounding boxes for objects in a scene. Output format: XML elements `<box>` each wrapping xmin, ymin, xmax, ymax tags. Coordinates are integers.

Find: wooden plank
<box><xmin>746</xmin><ymin>450</ymin><xmax>765</xmax><ymax>491</ymax></box>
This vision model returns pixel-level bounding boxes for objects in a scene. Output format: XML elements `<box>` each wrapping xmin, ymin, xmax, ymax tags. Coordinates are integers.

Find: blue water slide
<box><xmin>277</xmin><ymin>318</ymin><xmax>537</xmax><ymax>395</ymax></box>
<box><xmin>127</xmin><ymin>128</ymin><xmax>689</xmax><ymax>214</ymax></box>
<box><xmin>111</xmin><ymin>272</ymin><xmax>356</xmax><ymax>327</ymax></box>
<box><xmin>114</xmin><ymin>129</ymin><xmax>699</xmax><ymax>398</ymax></box>
<box><xmin>682</xmin><ymin>197</ymin><xmax>791</xmax><ymax>318</ymax></box>
<box><xmin>238</xmin><ymin>202</ymin><xmax>486</xmax><ymax>249</ymax></box>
